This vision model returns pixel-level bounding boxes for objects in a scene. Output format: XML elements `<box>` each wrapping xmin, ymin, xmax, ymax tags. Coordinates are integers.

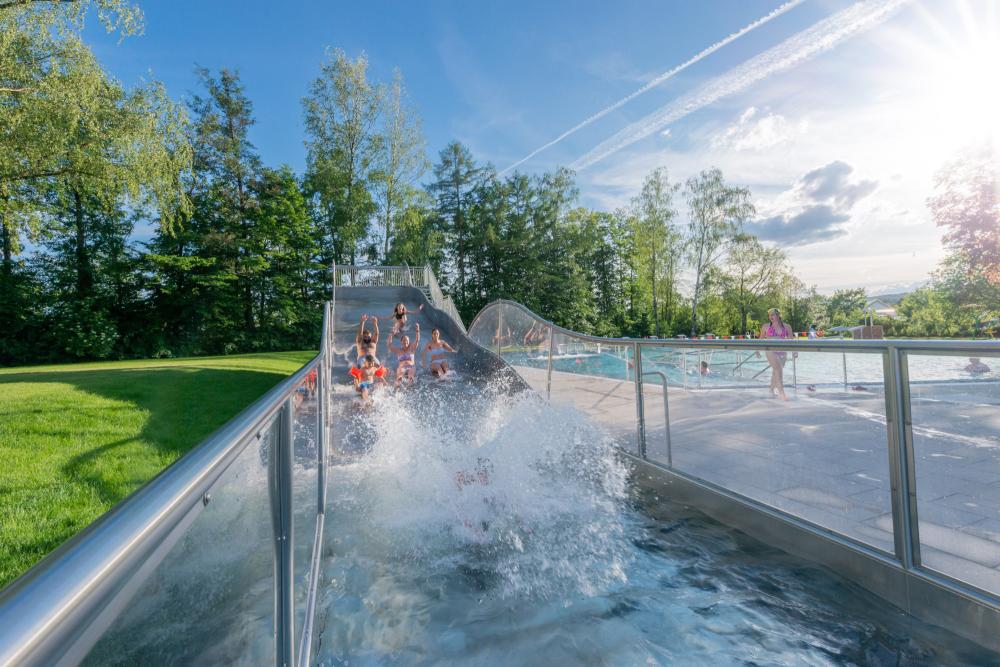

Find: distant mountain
<box><xmin>866</xmin><ymin>278</ymin><xmax>929</xmax><ymax>299</ymax></box>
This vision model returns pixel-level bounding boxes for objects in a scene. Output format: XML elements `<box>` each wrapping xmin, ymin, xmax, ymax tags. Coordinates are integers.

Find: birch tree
<box><xmin>724</xmin><ymin>234</ymin><xmax>786</xmax><ymax>335</ymax></box>
<box><xmin>631</xmin><ymin>167</ymin><xmax>681</xmax><ymax>337</ymax></box>
<box><xmin>684</xmin><ymin>168</ymin><xmax>755</xmax><ymax>336</ymax></box>
<box><xmin>372</xmin><ymin>69</ymin><xmax>427</xmax><ymax>260</ymax></box>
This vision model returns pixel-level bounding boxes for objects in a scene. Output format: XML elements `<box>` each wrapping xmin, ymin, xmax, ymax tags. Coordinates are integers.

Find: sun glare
<box><xmin>908</xmin><ymin>1</ymin><xmax>1000</xmax><ymax>144</ymax></box>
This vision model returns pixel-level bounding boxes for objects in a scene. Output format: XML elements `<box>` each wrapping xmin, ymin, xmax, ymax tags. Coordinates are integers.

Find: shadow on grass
<box><xmin>1</xmin><ymin>366</ymin><xmax>293</xmax><ymax>507</ymax></box>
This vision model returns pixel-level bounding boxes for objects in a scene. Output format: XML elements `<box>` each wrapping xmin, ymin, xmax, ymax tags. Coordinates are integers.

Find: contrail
<box><xmin>571</xmin><ymin>0</ymin><xmax>911</xmax><ymax>172</ymax></box>
<box><xmin>500</xmin><ymin>0</ymin><xmax>806</xmax><ymax>175</ymax></box>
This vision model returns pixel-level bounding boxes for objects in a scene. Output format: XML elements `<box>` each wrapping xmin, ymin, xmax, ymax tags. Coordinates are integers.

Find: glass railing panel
<box><xmin>639</xmin><ymin>364</ymin><xmax>670</xmax><ymax>464</ymax></box>
<box><xmin>84</xmin><ymin>418</ymin><xmax>278</xmax><ymax>665</ymax></box>
<box><xmin>467</xmin><ymin>303</ymin><xmax>500</xmax><ymax>352</ymax></box>
<box><xmin>906</xmin><ymin>351</ymin><xmax>1000</xmax><ymax>595</ymax></box>
<box><xmin>497</xmin><ymin>303</ymin><xmax>550</xmax><ymax>369</ymax></box>
<box><xmin>494</xmin><ymin>303</ymin><xmax>551</xmax><ymax>391</ymax></box>
<box><xmin>656</xmin><ymin>345</ymin><xmax>893</xmax><ymax>554</ymax></box>
<box><xmin>292</xmin><ymin>371</ymin><xmax>320</xmax><ymax>645</ymax></box>
<box><xmin>548</xmin><ymin>330</ymin><xmax>638</xmax><ymax>454</ymax></box>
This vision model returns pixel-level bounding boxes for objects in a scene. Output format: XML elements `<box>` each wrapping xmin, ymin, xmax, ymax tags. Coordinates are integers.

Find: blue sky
<box><xmin>83</xmin><ymin>0</ymin><xmax>1000</xmax><ymax>293</ymax></box>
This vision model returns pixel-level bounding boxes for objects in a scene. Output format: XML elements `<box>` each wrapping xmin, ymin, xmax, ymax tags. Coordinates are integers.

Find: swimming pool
<box><xmin>304</xmin><ymin>384</ymin><xmax>995</xmax><ymax>664</ymax></box>
<box><xmin>503</xmin><ymin>345</ymin><xmax>998</xmax><ymax>390</ymax></box>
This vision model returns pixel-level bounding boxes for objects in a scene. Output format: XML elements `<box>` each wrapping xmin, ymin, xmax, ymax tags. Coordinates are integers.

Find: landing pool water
<box><xmin>82</xmin><ymin>373</ymin><xmax>1000</xmax><ymax>665</ymax></box>
<box><xmin>311</xmin><ymin>383</ymin><xmax>998</xmax><ymax>665</ymax></box>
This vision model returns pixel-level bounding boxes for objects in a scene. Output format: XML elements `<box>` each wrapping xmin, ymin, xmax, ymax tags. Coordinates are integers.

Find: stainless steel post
<box><xmin>497</xmin><ymin>306</ymin><xmax>504</xmax><ymax>357</ymax></box>
<box><xmin>792</xmin><ymin>354</ymin><xmax>798</xmax><ymax>389</ymax></box>
<box><xmin>883</xmin><ymin>347</ymin><xmax>921</xmax><ymax>569</ymax></box>
<box><xmin>843</xmin><ymin>352</ymin><xmax>848</xmax><ymax>390</ymax></box>
<box><xmin>641</xmin><ymin>371</ymin><xmax>670</xmax><ymax>466</ymax></box>
<box><xmin>545</xmin><ymin>326</ymin><xmax>555</xmax><ymax>400</ymax></box>
<box><xmin>269</xmin><ymin>399</ymin><xmax>295</xmax><ymax>667</ymax></box>
<box><xmin>317</xmin><ymin>364</ymin><xmax>326</xmax><ymax>515</ymax></box>
<box><xmin>634</xmin><ymin>343</ymin><xmax>646</xmax><ymax>458</ymax></box>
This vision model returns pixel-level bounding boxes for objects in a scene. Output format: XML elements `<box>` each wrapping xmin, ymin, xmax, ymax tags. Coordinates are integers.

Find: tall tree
<box><xmin>303</xmin><ymin>48</ymin><xmax>381</xmax><ymax>265</ymax></box>
<box><xmin>191</xmin><ymin>68</ymin><xmax>263</xmax><ymax>336</ymax></box>
<box><xmin>429</xmin><ymin>141</ymin><xmax>484</xmax><ymax>309</ymax></box>
<box><xmin>927</xmin><ymin>144</ymin><xmax>1000</xmax><ymax>285</ymax></box>
<box><xmin>0</xmin><ymin>0</ymin><xmax>171</xmax><ymax>250</ymax></box>
<box><xmin>252</xmin><ymin>165</ymin><xmax>321</xmax><ymax>347</ymax></box>
<box><xmin>631</xmin><ymin>167</ymin><xmax>681</xmax><ymax>337</ymax></box>
<box><xmin>684</xmin><ymin>168</ymin><xmax>755</xmax><ymax>336</ymax></box>
<box><xmin>372</xmin><ymin>69</ymin><xmax>427</xmax><ymax>260</ymax></box>
<box><xmin>724</xmin><ymin>234</ymin><xmax>786</xmax><ymax>335</ymax></box>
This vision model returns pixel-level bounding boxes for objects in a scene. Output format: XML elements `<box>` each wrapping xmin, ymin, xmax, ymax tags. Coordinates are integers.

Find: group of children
<box><xmin>349</xmin><ymin>302</ymin><xmax>457</xmax><ymax>400</ymax></box>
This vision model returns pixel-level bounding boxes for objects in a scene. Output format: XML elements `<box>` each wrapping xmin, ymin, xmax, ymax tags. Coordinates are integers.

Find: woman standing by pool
<box><xmin>761</xmin><ymin>307</ymin><xmax>796</xmax><ymax>400</ymax></box>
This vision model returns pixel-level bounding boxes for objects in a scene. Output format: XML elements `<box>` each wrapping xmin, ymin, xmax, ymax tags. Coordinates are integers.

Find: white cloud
<box><xmin>748</xmin><ymin>160</ymin><xmax>878</xmax><ymax>246</ymax></box>
<box><xmin>709</xmin><ymin>107</ymin><xmax>807</xmax><ymax>151</ymax></box>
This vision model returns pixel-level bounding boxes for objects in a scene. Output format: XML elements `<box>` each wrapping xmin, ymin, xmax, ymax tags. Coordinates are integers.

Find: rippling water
<box><xmin>313</xmin><ymin>381</ymin><xmax>998</xmax><ymax>666</ymax></box>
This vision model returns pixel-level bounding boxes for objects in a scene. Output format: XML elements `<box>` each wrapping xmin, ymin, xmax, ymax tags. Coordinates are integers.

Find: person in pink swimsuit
<box><xmin>760</xmin><ymin>307</ymin><xmax>796</xmax><ymax>400</ymax></box>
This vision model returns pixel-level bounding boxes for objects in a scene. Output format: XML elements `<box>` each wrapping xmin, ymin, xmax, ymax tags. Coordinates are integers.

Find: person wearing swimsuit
<box><xmin>388</xmin><ymin>323</ymin><xmax>420</xmax><ymax>387</ymax></box>
<box><xmin>354</xmin><ymin>354</ymin><xmax>385</xmax><ymax>402</ymax></box>
<box><xmin>760</xmin><ymin>307</ymin><xmax>797</xmax><ymax>400</ymax></box>
<box><xmin>387</xmin><ymin>302</ymin><xmax>423</xmax><ymax>334</ymax></box>
<box><xmin>424</xmin><ymin>327</ymin><xmax>457</xmax><ymax>377</ymax></box>
<box><xmin>350</xmin><ymin>314</ymin><xmax>385</xmax><ymax>383</ymax></box>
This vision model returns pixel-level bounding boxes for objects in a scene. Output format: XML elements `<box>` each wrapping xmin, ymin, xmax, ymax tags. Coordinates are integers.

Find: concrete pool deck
<box><xmin>513</xmin><ymin>365</ymin><xmax>1000</xmax><ymax>597</ymax></box>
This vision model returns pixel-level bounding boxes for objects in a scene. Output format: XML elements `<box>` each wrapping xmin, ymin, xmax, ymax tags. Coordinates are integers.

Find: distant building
<box><xmin>866</xmin><ymin>297</ymin><xmax>898</xmax><ymax>319</ymax></box>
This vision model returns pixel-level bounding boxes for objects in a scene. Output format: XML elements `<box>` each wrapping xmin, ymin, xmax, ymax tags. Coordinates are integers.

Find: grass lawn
<box><xmin>0</xmin><ymin>351</ymin><xmax>316</xmax><ymax>589</ymax></box>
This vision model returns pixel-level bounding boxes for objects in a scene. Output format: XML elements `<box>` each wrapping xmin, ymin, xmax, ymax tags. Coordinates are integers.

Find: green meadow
<box><xmin>0</xmin><ymin>351</ymin><xmax>315</xmax><ymax>588</ymax></box>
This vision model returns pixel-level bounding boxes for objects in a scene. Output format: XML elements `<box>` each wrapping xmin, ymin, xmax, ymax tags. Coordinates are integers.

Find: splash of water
<box><xmin>329</xmin><ymin>383</ymin><xmax>633</xmax><ymax>601</ymax></box>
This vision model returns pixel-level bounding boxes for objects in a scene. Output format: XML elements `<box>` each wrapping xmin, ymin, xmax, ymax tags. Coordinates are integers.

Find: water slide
<box><xmin>328</xmin><ymin>285</ymin><xmax>523</xmax><ymax>390</ymax></box>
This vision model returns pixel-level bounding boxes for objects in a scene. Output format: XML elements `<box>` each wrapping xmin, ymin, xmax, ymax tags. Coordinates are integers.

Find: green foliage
<box><xmin>630</xmin><ymin>168</ymin><xmax>681</xmax><ymax>337</ymax></box>
<box><xmin>893</xmin><ymin>287</ymin><xmax>975</xmax><ymax>337</ymax></box>
<box><xmin>303</xmin><ymin>48</ymin><xmax>381</xmax><ymax>265</ymax></box>
<box><xmin>684</xmin><ymin>167</ymin><xmax>756</xmax><ymax>336</ymax></box>
<box><xmin>826</xmin><ymin>287</ymin><xmax>867</xmax><ymax>327</ymax></box>
<box><xmin>428</xmin><ymin>140</ymin><xmax>487</xmax><ymax>309</ymax></box>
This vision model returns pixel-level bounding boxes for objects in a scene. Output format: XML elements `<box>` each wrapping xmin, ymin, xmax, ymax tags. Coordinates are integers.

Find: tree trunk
<box><xmin>74</xmin><ymin>189</ymin><xmax>92</xmax><ymax>298</ymax></box>
<box><xmin>690</xmin><ymin>282</ymin><xmax>700</xmax><ymax>338</ymax></box>
<box><xmin>1</xmin><ymin>219</ymin><xmax>11</xmax><ymax>279</ymax></box>
<box><xmin>690</xmin><ymin>242</ymin><xmax>706</xmax><ymax>337</ymax></box>
<box><xmin>665</xmin><ymin>256</ymin><xmax>673</xmax><ymax>334</ymax></box>
<box><xmin>382</xmin><ymin>187</ymin><xmax>392</xmax><ymax>260</ymax></box>
<box><xmin>651</xmin><ymin>248</ymin><xmax>659</xmax><ymax>337</ymax></box>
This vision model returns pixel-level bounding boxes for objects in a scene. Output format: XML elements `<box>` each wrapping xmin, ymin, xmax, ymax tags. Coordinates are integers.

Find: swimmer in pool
<box><xmin>965</xmin><ymin>357</ymin><xmax>991</xmax><ymax>374</ymax></box>
<box><xmin>423</xmin><ymin>327</ymin><xmax>457</xmax><ymax>378</ymax></box>
<box><xmin>388</xmin><ymin>324</ymin><xmax>420</xmax><ymax>387</ymax></box>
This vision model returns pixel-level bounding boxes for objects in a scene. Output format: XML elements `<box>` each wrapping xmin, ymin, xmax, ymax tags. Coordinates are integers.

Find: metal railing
<box><xmin>468</xmin><ymin>298</ymin><xmax>1000</xmax><ymax>614</ymax></box>
<box><xmin>0</xmin><ymin>302</ymin><xmax>337</xmax><ymax>667</ymax></box>
<box><xmin>333</xmin><ymin>263</ymin><xmax>466</xmax><ymax>332</ymax></box>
